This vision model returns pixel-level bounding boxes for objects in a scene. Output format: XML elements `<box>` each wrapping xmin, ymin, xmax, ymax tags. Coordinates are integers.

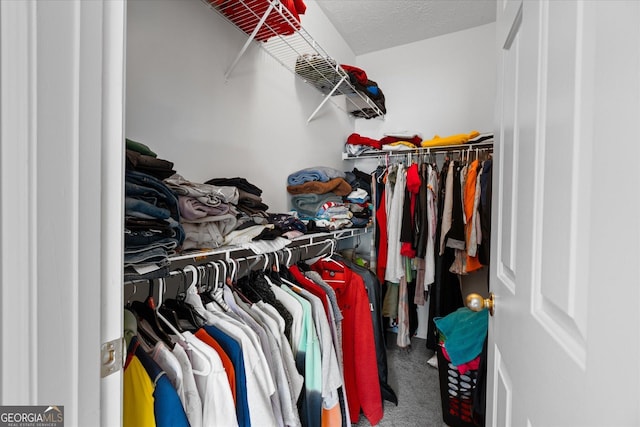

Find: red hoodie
<box><xmin>311</xmin><ymin>259</ymin><xmax>383</xmax><ymax>425</ymax></box>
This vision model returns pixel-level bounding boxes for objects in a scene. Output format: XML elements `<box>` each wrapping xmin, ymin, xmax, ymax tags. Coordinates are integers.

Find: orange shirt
<box><xmin>464</xmin><ymin>159</ymin><xmax>483</xmax><ymax>273</ymax></box>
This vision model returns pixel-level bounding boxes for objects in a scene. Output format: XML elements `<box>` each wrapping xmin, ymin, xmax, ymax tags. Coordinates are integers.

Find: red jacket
<box><xmin>311</xmin><ymin>259</ymin><xmax>383</xmax><ymax>425</ymax></box>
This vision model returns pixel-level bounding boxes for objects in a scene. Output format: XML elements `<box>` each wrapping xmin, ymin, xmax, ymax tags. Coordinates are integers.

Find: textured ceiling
<box><xmin>315</xmin><ymin>0</ymin><xmax>497</xmax><ymax>55</ymax></box>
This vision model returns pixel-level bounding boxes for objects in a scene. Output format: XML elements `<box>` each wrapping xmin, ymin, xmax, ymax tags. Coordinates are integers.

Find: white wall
<box><xmin>354</xmin><ymin>23</ymin><xmax>497</xmax><ymax>141</ymax></box>
<box><xmin>347</xmin><ymin>23</ymin><xmax>497</xmax><ymax>338</ymax></box>
<box><xmin>126</xmin><ymin>0</ymin><xmax>357</xmax><ymax>213</ymax></box>
<box><xmin>126</xmin><ymin>1</ymin><xmax>497</xmax><ymax>340</ymax></box>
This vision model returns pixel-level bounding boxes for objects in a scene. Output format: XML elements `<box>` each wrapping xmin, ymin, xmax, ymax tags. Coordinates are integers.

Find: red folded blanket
<box><xmin>347</xmin><ymin>133</ymin><xmax>382</xmax><ymax>150</ymax></box>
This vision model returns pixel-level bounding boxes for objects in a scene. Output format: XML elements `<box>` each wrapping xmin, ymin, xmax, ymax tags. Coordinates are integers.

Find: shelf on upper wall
<box><xmin>342</xmin><ymin>140</ymin><xmax>494</xmax><ymax>160</ymax></box>
<box><xmin>201</xmin><ymin>0</ymin><xmax>385</xmax><ymax>123</ymax></box>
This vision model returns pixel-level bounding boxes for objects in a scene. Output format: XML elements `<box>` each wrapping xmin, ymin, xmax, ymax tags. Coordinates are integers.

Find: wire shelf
<box><xmin>202</xmin><ymin>0</ymin><xmax>385</xmax><ymax>122</ymax></box>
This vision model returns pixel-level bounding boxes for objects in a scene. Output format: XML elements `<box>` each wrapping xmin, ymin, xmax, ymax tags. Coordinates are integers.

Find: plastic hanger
<box><xmin>284</xmin><ymin>247</ymin><xmax>293</xmax><ymax>268</ymax></box>
<box><xmin>200</xmin><ymin>263</ymin><xmax>217</xmax><ymax>306</ymax></box>
<box><xmin>321</xmin><ymin>239</ymin><xmax>343</xmax><ymax>267</ymax></box>
<box><xmin>128</xmin><ymin>280</ymin><xmax>174</xmax><ymax>348</ymax></box>
<box><xmin>161</xmin><ymin>268</ymin><xmax>206</xmax><ymax>330</ymax></box>
<box><xmin>207</xmin><ymin>260</ymin><xmax>230</xmax><ymax>312</ymax></box>
<box><xmin>227</xmin><ymin>258</ymin><xmax>253</xmax><ymax>305</ymax></box>
<box><xmin>157</xmin><ymin>277</ymin><xmax>211</xmax><ymax>377</ymax></box>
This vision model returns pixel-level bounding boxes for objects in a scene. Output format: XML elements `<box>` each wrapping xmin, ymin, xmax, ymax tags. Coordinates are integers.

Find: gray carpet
<box><xmin>353</xmin><ymin>334</ymin><xmax>448</xmax><ymax>427</ymax></box>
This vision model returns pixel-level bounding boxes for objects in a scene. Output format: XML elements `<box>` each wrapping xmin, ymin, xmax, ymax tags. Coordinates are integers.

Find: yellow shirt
<box><xmin>421</xmin><ymin>130</ymin><xmax>480</xmax><ymax>147</ymax></box>
<box><xmin>123</xmin><ymin>354</ymin><xmax>156</xmax><ymax>427</ymax></box>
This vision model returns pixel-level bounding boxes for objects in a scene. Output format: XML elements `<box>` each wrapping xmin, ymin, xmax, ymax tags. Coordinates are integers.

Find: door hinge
<box><xmin>101</xmin><ymin>337</ymin><xmax>125</xmax><ymax>378</ymax></box>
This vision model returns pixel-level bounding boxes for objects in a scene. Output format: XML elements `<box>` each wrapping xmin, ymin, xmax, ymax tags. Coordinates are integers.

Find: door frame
<box><xmin>0</xmin><ymin>1</ymin><xmax>126</xmax><ymax>425</ymax></box>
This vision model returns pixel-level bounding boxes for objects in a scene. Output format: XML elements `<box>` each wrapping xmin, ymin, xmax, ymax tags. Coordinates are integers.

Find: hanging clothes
<box><xmin>310</xmin><ymin>258</ymin><xmax>383</xmax><ymax>426</ymax></box>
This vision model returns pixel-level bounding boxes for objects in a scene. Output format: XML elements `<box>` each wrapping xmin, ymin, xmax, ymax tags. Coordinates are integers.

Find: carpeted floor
<box><xmin>353</xmin><ymin>334</ymin><xmax>448</xmax><ymax>427</ymax></box>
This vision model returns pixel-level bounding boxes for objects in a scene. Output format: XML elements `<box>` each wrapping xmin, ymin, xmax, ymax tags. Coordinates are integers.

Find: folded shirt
<box><xmin>421</xmin><ymin>130</ymin><xmax>480</xmax><ymax>147</ymax></box>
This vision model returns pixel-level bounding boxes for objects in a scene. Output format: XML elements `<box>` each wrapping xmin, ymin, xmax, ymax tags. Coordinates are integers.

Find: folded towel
<box><xmin>291</xmin><ymin>193</ymin><xmax>343</xmax><ymax>218</ymax></box>
<box><xmin>287</xmin><ymin>166</ymin><xmax>346</xmax><ymax>186</ymax></box>
<box><xmin>287</xmin><ymin>177</ymin><xmax>352</xmax><ymax>196</ymax></box>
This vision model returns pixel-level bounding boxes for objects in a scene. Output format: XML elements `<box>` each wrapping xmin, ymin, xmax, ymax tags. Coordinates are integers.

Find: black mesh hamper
<box><xmin>436</xmin><ymin>337</ymin><xmax>487</xmax><ymax>427</ymax></box>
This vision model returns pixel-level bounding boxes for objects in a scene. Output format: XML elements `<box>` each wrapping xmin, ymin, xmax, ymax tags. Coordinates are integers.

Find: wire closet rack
<box><xmin>201</xmin><ymin>0</ymin><xmax>385</xmax><ymax>122</ymax></box>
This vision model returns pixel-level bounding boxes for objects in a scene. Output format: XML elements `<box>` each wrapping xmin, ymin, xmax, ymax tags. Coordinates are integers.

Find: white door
<box><xmin>489</xmin><ymin>1</ymin><xmax>640</xmax><ymax>426</ymax></box>
<box><xmin>0</xmin><ymin>1</ymin><xmax>126</xmax><ymax>425</ymax></box>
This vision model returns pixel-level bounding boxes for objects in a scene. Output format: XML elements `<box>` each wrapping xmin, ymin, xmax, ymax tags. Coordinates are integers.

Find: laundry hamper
<box><xmin>436</xmin><ymin>344</ymin><xmax>485</xmax><ymax>427</ymax></box>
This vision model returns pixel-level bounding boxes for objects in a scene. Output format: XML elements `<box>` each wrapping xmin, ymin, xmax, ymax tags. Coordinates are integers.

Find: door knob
<box><xmin>466</xmin><ymin>292</ymin><xmax>494</xmax><ymax>316</ymax></box>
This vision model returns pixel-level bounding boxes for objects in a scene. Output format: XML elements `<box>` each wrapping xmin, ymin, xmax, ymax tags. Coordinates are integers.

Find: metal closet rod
<box><xmin>123</xmin><ymin>227</ymin><xmax>369</xmax><ymax>286</ymax></box>
<box><xmin>166</xmin><ymin>227</ymin><xmax>369</xmax><ymax>264</ymax></box>
<box><xmin>347</xmin><ymin>140</ymin><xmax>494</xmax><ymax>161</ymax></box>
<box><xmin>123</xmin><ymin>235</ymin><xmax>342</xmax><ymax>287</ymax></box>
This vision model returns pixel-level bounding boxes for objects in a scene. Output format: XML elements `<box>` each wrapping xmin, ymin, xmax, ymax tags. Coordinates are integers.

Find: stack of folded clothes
<box><xmin>343</xmin><ymin>168</ymin><xmax>373</xmax><ymax>228</ymax></box>
<box><xmin>124</xmin><ymin>140</ymin><xmax>185</xmax><ymax>280</ymax></box>
<box><xmin>205</xmin><ymin>176</ymin><xmax>269</xmax><ymax>218</ymax></box>
<box><xmin>287</xmin><ymin>166</ymin><xmax>356</xmax><ymax>231</ymax></box>
<box><xmin>164</xmin><ymin>174</ymin><xmax>240</xmax><ymax>250</ymax></box>
<box><xmin>125</xmin><ymin>138</ymin><xmax>176</xmax><ymax>179</ymax></box>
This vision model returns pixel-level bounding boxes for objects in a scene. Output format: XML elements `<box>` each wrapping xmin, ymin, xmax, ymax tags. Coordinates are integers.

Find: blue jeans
<box><xmin>126</xmin><ymin>170</ymin><xmax>180</xmax><ymax>221</ymax></box>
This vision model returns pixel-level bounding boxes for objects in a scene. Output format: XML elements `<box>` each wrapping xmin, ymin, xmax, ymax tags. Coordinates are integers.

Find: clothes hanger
<box><xmin>128</xmin><ymin>279</ymin><xmax>175</xmax><ymax>348</ymax></box>
<box><xmin>284</xmin><ymin>247</ymin><xmax>293</xmax><ymax>269</ymax></box>
<box><xmin>236</xmin><ymin>257</ymin><xmax>263</xmax><ymax>303</ymax></box>
<box><xmin>157</xmin><ymin>277</ymin><xmax>211</xmax><ymax>377</ymax></box>
<box><xmin>200</xmin><ymin>262</ymin><xmax>217</xmax><ymax>306</ymax></box>
<box><xmin>227</xmin><ymin>258</ymin><xmax>253</xmax><ymax>305</ymax></box>
<box><xmin>321</xmin><ymin>239</ymin><xmax>344</xmax><ymax>267</ymax></box>
<box><xmin>207</xmin><ymin>260</ymin><xmax>230</xmax><ymax>312</ymax></box>
<box><xmin>161</xmin><ymin>268</ymin><xmax>206</xmax><ymax>330</ymax></box>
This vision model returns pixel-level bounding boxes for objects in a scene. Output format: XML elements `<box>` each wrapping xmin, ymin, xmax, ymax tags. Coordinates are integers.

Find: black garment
<box><xmin>333</xmin><ymin>254</ymin><xmax>399</xmax><ymax>406</ymax></box>
<box><xmin>473</xmin><ymin>337</ymin><xmax>488</xmax><ymax>427</ymax></box>
<box><xmin>268</xmin><ymin>213</ymin><xmax>308</xmax><ymax>234</ymax></box>
<box><xmin>399</xmin><ymin>186</ymin><xmax>413</xmax><ymax>245</ymax></box>
<box><xmin>125</xmin><ymin>149</ymin><xmax>176</xmax><ymax>180</ymax></box>
<box><xmin>347</xmin><ymin>76</ymin><xmax>386</xmax><ymax>118</ymax></box>
<box><xmin>407</xmin><ymin>278</ymin><xmax>419</xmax><ymax>338</ymax></box>
<box><xmin>478</xmin><ymin>159</ymin><xmax>493</xmax><ymax>266</ymax></box>
<box><xmin>237</xmin><ymin>270</ymin><xmax>293</xmax><ymax>339</ymax></box>
<box><xmin>204</xmin><ymin>177</ymin><xmax>263</xmax><ymax>197</ymax></box>
<box><xmin>414</xmin><ymin>163</ymin><xmax>429</xmax><ymax>258</ymax></box>
<box><xmin>345</xmin><ymin>167</ymin><xmax>373</xmax><ymax>196</ymax></box>
<box><xmin>426</xmin><ymin>161</ymin><xmax>464</xmax><ymax>350</ymax></box>
<box><xmin>373</xmin><ymin>166</ymin><xmax>386</xmax><ymax>268</ymax></box>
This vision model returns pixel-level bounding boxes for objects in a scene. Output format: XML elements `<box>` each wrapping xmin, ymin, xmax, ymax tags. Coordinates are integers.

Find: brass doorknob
<box><xmin>466</xmin><ymin>292</ymin><xmax>494</xmax><ymax>316</ymax></box>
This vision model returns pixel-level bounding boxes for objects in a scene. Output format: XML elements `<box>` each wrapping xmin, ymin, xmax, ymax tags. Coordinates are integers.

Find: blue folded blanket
<box><xmin>287</xmin><ymin>166</ymin><xmax>346</xmax><ymax>186</ymax></box>
<box><xmin>291</xmin><ymin>193</ymin><xmax>343</xmax><ymax>218</ymax></box>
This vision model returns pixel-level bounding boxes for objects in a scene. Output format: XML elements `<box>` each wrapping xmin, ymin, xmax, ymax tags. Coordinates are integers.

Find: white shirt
<box><xmin>180</xmin><ymin>332</ymin><xmax>238</xmax><ymax>427</ymax></box>
<box><xmin>270</xmin><ymin>283</ymin><xmax>304</xmax><ymax>356</ymax></box>
<box><xmin>185</xmin><ymin>286</ymin><xmax>278</xmax><ymax>427</ymax></box>
<box><xmin>172</xmin><ymin>341</ymin><xmax>204</xmax><ymax>427</ymax></box>
<box><xmin>385</xmin><ymin>163</ymin><xmax>407</xmax><ymax>282</ymax></box>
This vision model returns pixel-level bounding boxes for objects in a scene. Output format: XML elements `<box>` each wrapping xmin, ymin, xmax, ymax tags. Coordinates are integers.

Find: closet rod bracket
<box><xmin>100</xmin><ymin>337</ymin><xmax>125</xmax><ymax>378</ymax></box>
